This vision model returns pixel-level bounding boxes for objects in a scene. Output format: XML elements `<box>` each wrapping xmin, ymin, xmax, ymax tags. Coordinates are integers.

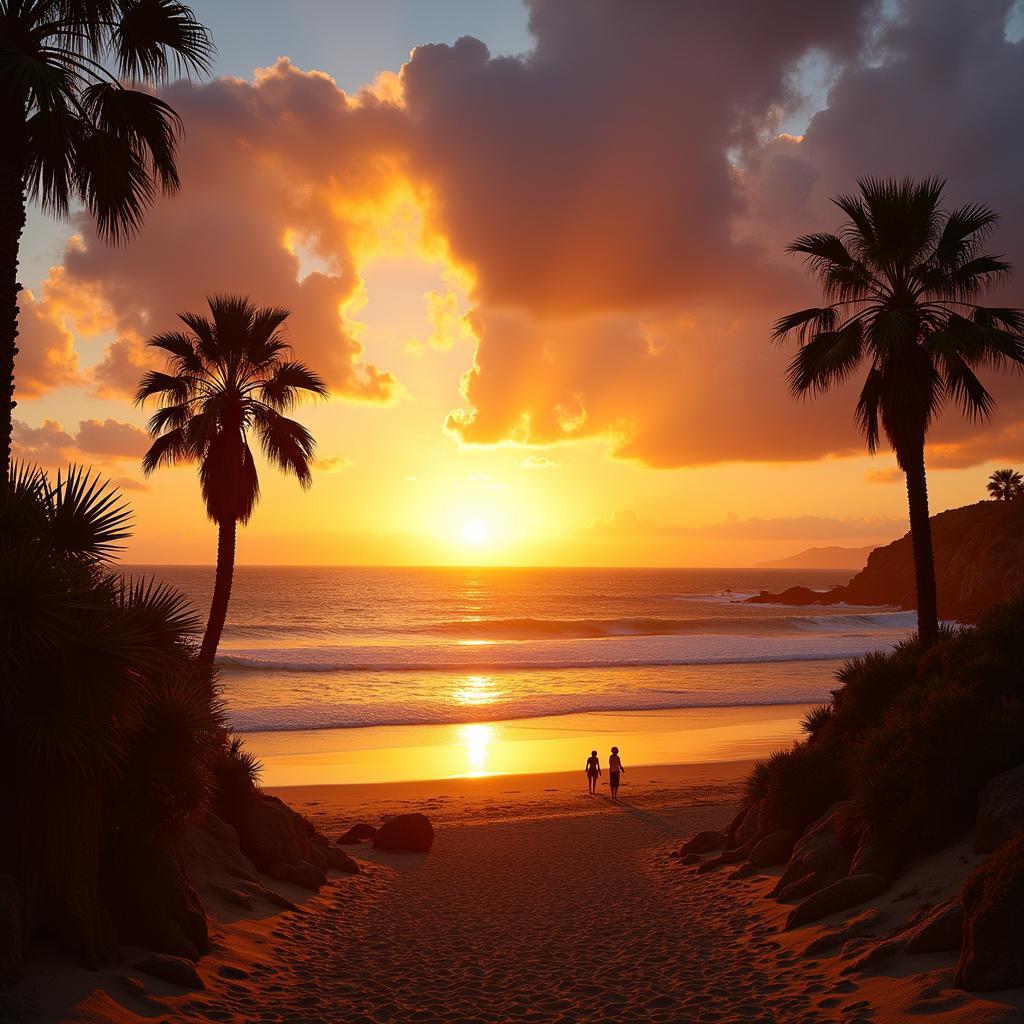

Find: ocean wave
<box><xmin>216</xmin><ymin>627</ymin><xmax>909</xmax><ymax>674</ymax></box>
<box><xmin>410</xmin><ymin>610</ymin><xmax>917</xmax><ymax>641</ymax></box>
<box><xmin>227</xmin><ymin>689</ymin><xmax>829</xmax><ymax>733</ymax></box>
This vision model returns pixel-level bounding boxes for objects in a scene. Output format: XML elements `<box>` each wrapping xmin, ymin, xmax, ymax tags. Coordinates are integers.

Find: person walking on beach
<box><xmin>608</xmin><ymin>746</ymin><xmax>625</xmax><ymax>799</ymax></box>
<box><xmin>585</xmin><ymin>750</ymin><xmax>601</xmax><ymax>794</ymax></box>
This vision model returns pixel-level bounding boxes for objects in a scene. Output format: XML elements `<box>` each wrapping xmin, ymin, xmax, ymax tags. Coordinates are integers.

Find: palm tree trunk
<box><xmin>199</xmin><ymin>517</ymin><xmax>237</xmax><ymax>665</ymax></box>
<box><xmin>903</xmin><ymin>444</ymin><xmax>939</xmax><ymax>647</ymax></box>
<box><xmin>0</xmin><ymin>109</ymin><xmax>27</xmax><ymax>486</ymax></box>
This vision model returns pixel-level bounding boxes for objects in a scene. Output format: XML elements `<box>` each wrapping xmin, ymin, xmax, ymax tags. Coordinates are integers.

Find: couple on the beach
<box><xmin>585</xmin><ymin>746</ymin><xmax>625</xmax><ymax>798</ymax></box>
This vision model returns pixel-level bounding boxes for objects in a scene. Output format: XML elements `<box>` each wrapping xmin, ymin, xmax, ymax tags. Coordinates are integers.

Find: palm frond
<box><xmin>113</xmin><ymin>0</ymin><xmax>215</xmax><ymax>82</ymax></box>
<box><xmin>48</xmin><ymin>465</ymin><xmax>133</xmax><ymax>559</ymax></box>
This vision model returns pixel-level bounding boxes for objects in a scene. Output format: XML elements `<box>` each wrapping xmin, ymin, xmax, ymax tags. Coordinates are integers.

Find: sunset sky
<box><xmin>14</xmin><ymin>0</ymin><xmax>1024</xmax><ymax>567</ymax></box>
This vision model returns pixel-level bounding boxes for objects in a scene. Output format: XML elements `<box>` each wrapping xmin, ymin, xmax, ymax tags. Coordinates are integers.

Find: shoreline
<box><xmin>240</xmin><ymin>703</ymin><xmax>814</xmax><ymax>787</ymax></box>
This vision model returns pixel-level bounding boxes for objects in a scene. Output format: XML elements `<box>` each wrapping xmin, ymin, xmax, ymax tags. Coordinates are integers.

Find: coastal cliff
<box><xmin>748</xmin><ymin>500</ymin><xmax>1024</xmax><ymax>622</ymax></box>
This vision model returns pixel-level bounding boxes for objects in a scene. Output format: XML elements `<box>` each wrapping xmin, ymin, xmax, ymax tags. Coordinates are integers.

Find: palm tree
<box><xmin>136</xmin><ymin>295</ymin><xmax>327</xmax><ymax>664</ymax></box>
<box><xmin>774</xmin><ymin>177</ymin><xmax>1024</xmax><ymax>647</ymax></box>
<box><xmin>987</xmin><ymin>468</ymin><xmax>1023</xmax><ymax>501</ymax></box>
<box><xmin>0</xmin><ymin>0</ymin><xmax>214</xmax><ymax>483</ymax></box>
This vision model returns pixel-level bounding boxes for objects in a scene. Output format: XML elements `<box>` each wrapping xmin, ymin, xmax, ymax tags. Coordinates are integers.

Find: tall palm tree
<box><xmin>774</xmin><ymin>177</ymin><xmax>1024</xmax><ymax>647</ymax></box>
<box><xmin>136</xmin><ymin>295</ymin><xmax>327</xmax><ymax>664</ymax></box>
<box><xmin>987</xmin><ymin>468</ymin><xmax>1023</xmax><ymax>501</ymax></box>
<box><xmin>0</xmin><ymin>0</ymin><xmax>214</xmax><ymax>483</ymax></box>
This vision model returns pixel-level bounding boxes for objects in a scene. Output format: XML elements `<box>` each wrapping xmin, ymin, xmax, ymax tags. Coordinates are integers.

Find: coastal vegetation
<box><xmin>0</xmin><ymin>465</ymin><xmax>219</xmax><ymax>964</ymax></box>
<box><xmin>136</xmin><ymin>295</ymin><xmax>327</xmax><ymax>664</ymax></box>
<box><xmin>987</xmin><ymin>467</ymin><xmax>1023</xmax><ymax>501</ymax></box>
<box><xmin>0</xmin><ymin>0</ymin><xmax>213</xmax><ymax>482</ymax></box>
<box><xmin>774</xmin><ymin>177</ymin><xmax>1024</xmax><ymax>646</ymax></box>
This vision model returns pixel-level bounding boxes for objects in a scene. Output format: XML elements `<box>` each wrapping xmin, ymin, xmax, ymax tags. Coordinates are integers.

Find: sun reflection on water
<box><xmin>451</xmin><ymin>674</ymin><xmax>503</xmax><ymax>706</ymax></box>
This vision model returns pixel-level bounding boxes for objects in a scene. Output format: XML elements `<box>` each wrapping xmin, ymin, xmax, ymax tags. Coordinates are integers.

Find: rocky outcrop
<box><xmin>266</xmin><ymin>860</ymin><xmax>327</xmax><ymax>891</ymax></box>
<box><xmin>975</xmin><ymin>766</ymin><xmax>1024</xmax><ymax>854</ymax></box>
<box><xmin>747</xmin><ymin>500</ymin><xmax>1024</xmax><ymax>622</ymax></box>
<box><xmin>749</xmin><ymin>830</ymin><xmax>797</xmax><ymax>868</ymax></box>
<box><xmin>135</xmin><ymin>953</ymin><xmax>204</xmax><ymax>990</ymax></box>
<box><xmin>678</xmin><ymin>830</ymin><xmax>726</xmax><ymax>856</ymax></box>
<box><xmin>337</xmin><ymin>823</ymin><xmax>377</xmax><ymax>845</ymax></box>
<box><xmin>786</xmin><ymin>874</ymin><xmax>890</xmax><ymax>929</ymax></box>
<box><xmin>372</xmin><ymin>813</ymin><xmax>435</xmax><ymax>853</ymax></box>
<box><xmin>227</xmin><ymin>794</ymin><xmax>313</xmax><ymax>871</ymax></box>
<box><xmin>772</xmin><ymin>803</ymin><xmax>852</xmax><ymax>899</ymax></box>
<box><xmin>956</xmin><ymin>832</ymin><xmax>1024</xmax><ymax>991</ymax></box>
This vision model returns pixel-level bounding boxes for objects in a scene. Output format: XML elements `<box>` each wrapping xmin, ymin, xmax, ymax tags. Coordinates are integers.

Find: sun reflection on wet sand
<box><xmin>460</xmin><ymin>723</ymin><xmax>495</xmax><ymax>775</ymax></box>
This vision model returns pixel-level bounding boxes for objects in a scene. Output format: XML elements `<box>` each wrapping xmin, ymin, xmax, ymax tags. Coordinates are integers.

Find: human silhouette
<box><xmin>585</xmin><ymin>750</ymin><xmax>601</xmax><ymax>794</ymax></box>
<box><xmin>608</xmin><ymin>746</ymin><xmax>625</xmax><ymax>799</ymax></box>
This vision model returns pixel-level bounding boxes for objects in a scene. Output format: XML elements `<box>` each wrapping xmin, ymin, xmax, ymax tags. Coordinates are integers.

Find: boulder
<box><xmin>975</xmin><ymin>766</ymin><xmax>1024</xmax><ymax>854</ymax></box>
<box><xmin>724</xmin><ymin>805</ymin><xmax>750</xmax><ymax>849</ymax></box>
<box><xmin>0</xmin><ymin>874</ymin><xmax>22</xmax><ymax>986</ymax></box>
<box><xmin>733</xmin><ymin>800</ymin><xmax>767</xmax><ymax>848</ymax></box>
<box><xmin>104</xmin><ymin>833</ymin><xmax>208</xmax><ymax>961</ymax></box>
<box><xmin>786</xmin><ymin>874</ymin><xmax>890</xmax><ymax>929</ymax></box>
<box><xmin>849</xmin><ymin>831</ymin><xmax>898</xmax><ymax>881</ymax></box>
<box><xmin>265</xmin><ymin>860</ymin><xmax>327</xmax><ymax>891</ymax></box>
<box><xmin>773</xmin><ymin>803</ymin><xmax>851</xmax><ymax>898</ymax></box>
<box><xmin>956</xmin><ymin>832</ymin><xmax>1024</xmax><ymax>991</ymax></box>
<box><xmin>226</xmin><ymin>794</ymin><xmax>312</xmax><ymax>871</ymax></box>
<box><xmin>903</xmin><ymin>898</ymin><xmax>963</xmax><ymax>955</ymax></box>
<box><xmin>324</xmin><ymin>847</ymin><xmax>361</xmax><ymax>874</ymax></box>
<box><xmin>135</xmin><ymin>953</ymin><xmax>204</xmax><ymax>990</ymax></box>
<box><xmin>750</xmin><ymin>829</ymin><xmax>797</xmax><ymax>868</ymax></box>
<box><xmin>777</xmin><ymin>869</ymin><xmax>844</xmax><ymax>903</ymax></box>
<box><xmin>679</xmin><ymin>830</ymin><xmax>726</xmax><ymax>856</ymax></box>
<box><xmin>372</xmin><ymin>813</ymin><xmax>434</xmax><ymax>853</ymax></box>
<box><xmin>729</xmin><ymin>863</ymin><xmax>757</xmax><ymax>881</ymax></box>
<box><xmin>680</xmin><ymin>853</ymin><xmax>700</xmax><ymax>866</ymax></box>
<box><xmin>337</xmin><ymin>823</ymin><xmax>378</xmax><ymax>845</ymax></box>
<box><xmin>185</xmin><ymin>814</ymin><xmax>261</xmax><ymax>889</ymax></box>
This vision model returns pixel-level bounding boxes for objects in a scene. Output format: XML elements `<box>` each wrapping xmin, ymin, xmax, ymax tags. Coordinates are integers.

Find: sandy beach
<box><xmin>6</xmin><ymin>759</ymin><xmax>1022</xmax><ymax>1024</ymax></box>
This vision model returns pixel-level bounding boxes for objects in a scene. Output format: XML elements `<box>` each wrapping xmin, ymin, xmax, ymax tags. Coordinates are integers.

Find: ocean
<box><xmin>127</xmin><ymin>565</ymin><xmax>915</xmax><ymax>737</ymax></box>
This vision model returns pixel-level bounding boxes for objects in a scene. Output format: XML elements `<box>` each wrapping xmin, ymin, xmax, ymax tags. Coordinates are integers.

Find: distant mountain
<box><xmin>748</xmin><ymin>501</ymin><xmax>1024</xmax><ymax>622</ymax></box>
<box><xmin>756</xmin><ymin>545</ymin><xmax>878</xmax><ymax>570</ymax></box>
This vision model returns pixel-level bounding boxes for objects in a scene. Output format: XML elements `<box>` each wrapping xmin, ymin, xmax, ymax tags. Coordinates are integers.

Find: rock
<box><xmin>105</xmin><ymin>833</ymin><xmax>209</xmax><ymax>961</ymax></box>
<box><xmin>975</xmin><ymin>766</ymin><xmax>1024</xmax><ymax>854</ymax></box>
<box><xmin>777</xmin><ymin>869</ymin><xmax>844</xmax><ymax>903</ymax></box>
<box><xmin>773</xmin><ymin>803</ymin><xmax>851</xmax><ymax>898</ymax></box>
<box><xmin>746</xmin><ymin>500</ymin><xmax>1024</xmax><ymax>623</ymax></box>
<box><xmin>724</xmin><ymin>805</ymin><xmax>750</xmax><ymax>848</ymax></box>
<box><xmin>337</xmin><ymin>823</ymin><xmax>377</xmax><ymax>845</ymax></box>
<box><xmin>750</xmin><ymin>829</ymin><xmax>797</xmax><ymax>868</ymax></box>
<box><xmin>849</xmin><ymin>831</ymin><xmax>898</xmax><ymax>881</ymax></box>
<box><xmin>265</xmin><ymin>860</ymin><xmax>326</xmax><ymax>891</ymax></box>
<box><xmin>258</xmin><ymin>888</ymin><xmax>299</xmax><ymax>912</ymax></box>
<box><xmin>135</xmin><ymin>953</ymin><xmax>204</xmax><ymax>990</ymax></box>
<box><xmin>0</xmin><ymin>874</ymin><xmax>23</xmax><ymax>985</ymax></box>
<box><xmin>680</xmin><ymin>853</ymin><xmax>700</xmax><ymax>866</ymax></box>
<box><xmin>904</xmin><ymin>897</ymin><xmax>963</xmax><ymax>954</ymax></box>
<box><xmin>803</xmin><ymin>908</ymin><xmax>888</xmax><ymax>957</ymax></box>
<box><xmin>372</xmin><ymin>813</ymin><xmax>434</xmax><ymax>853</ymax></box>
<box><xmin>956</xmin><ymin>832</ymin><xmax>1024</xmax><ymax>991</ymax></box>
<box><xmin>324</xmin><ymin>847</ymin><xmax>361</xmax><ymax>874</ymax></box>
<box><xmin>211</xmin><ymin>886</ymin><xmax>253</xmax><ymax>911</ymax></box>
<box><xmin>729</xmin><ymin>863</ymin><xmax>757</xmax><ymax>880</ymax></box>
<box><xmin>786</xmin><ymin>874</ymin><xmax>891</xmax><ymax>929</ymax></box>
<box><xmin>733</xmin><ymin>800</ymin><xmax>767</xmax><ymax>848</ymax></box>
<box><xmin>679</xmin><ymin>830</ymin><xmax>725</xmax><ymax>856</ymax></box>
<box><xmin>225</xmin><ymin>794</ymin><xmax>314</xmax><ymax>871</ymax></box>
<box><xmin>185</xmin><ymin>806</ymin><xmax>262</xmax><ymax>888</ymax></box>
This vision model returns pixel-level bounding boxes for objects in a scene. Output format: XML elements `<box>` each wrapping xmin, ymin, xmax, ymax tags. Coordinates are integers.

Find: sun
<box><xmin>462</xmin><ymin>518</ymin><xmax>488</xmax><ymax>545</ymax></box>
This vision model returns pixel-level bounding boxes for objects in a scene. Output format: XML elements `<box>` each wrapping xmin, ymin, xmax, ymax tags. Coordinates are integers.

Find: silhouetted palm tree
<box><xmin>987</xmin><ymin>468</ymin><xmax>1023</xmax><ymax>501</ymax></box>
<box><xmin>0</xmin><ymin>0</ymin><xmax>214</xmax><ymax>482</ymax></box>
<box><xmin>136</xmin><ymin>295</ymin><xmax>327</xmax><ymax>664</ymax></box>
<box><xmin>775</xmin><ymin>177</ymin><xmax>1024</xmax><ymax>646</ymax></box>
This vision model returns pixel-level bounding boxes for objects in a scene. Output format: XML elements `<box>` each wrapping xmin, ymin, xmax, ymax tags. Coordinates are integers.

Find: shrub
<box><xmin>846</xmin><ymin>680</ymin><xmax>1024</xmax><ymax>856</ymax></box>
<box><xmin>800</xmin><ymin>703</ymin><xmax>834</xmax><ymax>737</ymax></box>
<box><xmin>213</xmin><ymin>735</ymin><xmax>264</xmax><ymax>817</ymax></box>
<box><xmin>746</xmin><ymin>740</ymin><xmax>845</xmax><ymax>835</ymax></box>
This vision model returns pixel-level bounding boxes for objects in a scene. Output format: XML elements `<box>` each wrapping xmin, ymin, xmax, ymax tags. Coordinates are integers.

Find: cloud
<box><xmin>865</xmin><ymin>467</ymin><xmax>904</xmax><ymax>485</ymax></box>
<box><xmin>584</xmin><ymin>509</ymin><xmax>904</xmax><ymax>542</ymax></box>
<box><xmin>314</xmin><ymin>455</ymin><xmax>354</xmax><ymax>472</ymax></box>
<box><xmin>13</xmin><ymin>417</ymin><xmax>148</xmax><ymax>466</ymax></box>
<box><xmin>15</xmin><ymin>286</ymin><xmax>81</xmax><ymax>398</ymax></box>
<box><xmin>521</xmin><ymin>455</ymin><xmax>557</xmax><ymax>469</ymax></box>
<box><xmin>21</xmin><ymin>1</ymin><xmax>1024</xmax><ymax>473</ymax></box>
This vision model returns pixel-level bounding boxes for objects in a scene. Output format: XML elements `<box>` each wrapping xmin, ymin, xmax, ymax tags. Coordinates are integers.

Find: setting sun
<box><xmin>462</xmin><ymin>518</ymin><xmax>488</xmax><ymax>545</ymax></box>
